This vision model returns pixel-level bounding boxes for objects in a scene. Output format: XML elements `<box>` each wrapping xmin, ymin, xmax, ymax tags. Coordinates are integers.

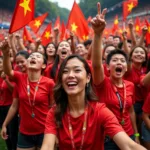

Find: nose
<box><xmin>68</xmin><ymin>70</ymin><xmax>75</xmax><ymax>78</ymax></box>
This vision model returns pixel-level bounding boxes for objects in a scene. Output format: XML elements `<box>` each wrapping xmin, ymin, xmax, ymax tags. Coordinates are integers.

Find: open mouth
<box><xmin>61</xmin><ymin>51</ymin><xmax>67</xmax><ymax>55</ymax></box>
<box><xmin>67</xmin><ymin>82</ymin><xmax>78</xmax><ymax>88</ymax></box>
<box><xmin>115</xmin><ymin>67</ymin><xmax>122</xmax><ymax>74</ymax></box>
<box><xmin>30</xmin><ymin>60</ymin><xmax>36</xmax><ymax>64</ymax></box>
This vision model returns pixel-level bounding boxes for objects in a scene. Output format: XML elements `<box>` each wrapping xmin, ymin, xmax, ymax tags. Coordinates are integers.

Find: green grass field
<box><xmin>0</xmin><ymin>129</ymin><xmax>7</xmax><ymax>150</ymax></box>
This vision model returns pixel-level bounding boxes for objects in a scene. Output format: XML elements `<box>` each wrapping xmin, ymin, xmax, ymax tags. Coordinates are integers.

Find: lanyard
<box><xmin>112</xmin><ymin>82</ymin><xmax>126</xmax><ymax>125</ymax></box>
<box><xmin>67</xmin><ymin>105</ymin><xmax>88</xmax><ymax>150</ymax></box>
<box><xmin>27</xmin><ymin>76</ymin><xmax>42</xmax><ymax>118</ymax></box>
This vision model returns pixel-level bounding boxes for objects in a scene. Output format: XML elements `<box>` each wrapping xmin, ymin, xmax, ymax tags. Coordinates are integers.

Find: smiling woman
<box><xmin>0</xmin><ymin>42</ymin><xmax>55</xmax><ymax>150</ymax></box>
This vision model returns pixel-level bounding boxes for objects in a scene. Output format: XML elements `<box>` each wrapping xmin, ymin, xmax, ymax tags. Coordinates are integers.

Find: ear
<box><xmin>42</xmin><ymin>64</ymin><xmax>46</xmax><ymax>70</ymax></box>
<box><xmin>86</xmin><ymin>73</ymin><xmax>91</xmax><ymax>84</ymax></box>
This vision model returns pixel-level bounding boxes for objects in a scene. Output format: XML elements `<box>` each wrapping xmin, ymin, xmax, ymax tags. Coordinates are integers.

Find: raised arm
<box><xmin>0</xmin><ymin>41</ymin><xmax>14</xmax><ymax>78</ymax></box>
<box><xmin>128</xmin><ymin>19</ymin><xmax>137</xmax><ymax>47</ymax></box>
<box><xmin>137</xmin><ymin>26</ymin><xmax>148</xmax><ymax>47</ymax></box>
<box><xmin>91</xmin><ymin>2</ymin><xmax>107</xmax><ymax>85</ymax></box>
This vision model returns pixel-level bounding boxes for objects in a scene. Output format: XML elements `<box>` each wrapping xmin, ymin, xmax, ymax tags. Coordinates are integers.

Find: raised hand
<box><xmin>128</xmin><ymin>19</ymin><xmax>134</xmax><ymax>29</ymax></box>
<box><xmin>0</xmin><ymin>40</ymin><xmax>10</xmax><ymax>56</ymax></box>
<box><xmin>122</xmin><ymin>30</ymin><xmax>128</xmax><ymax>40</ymax></box>
<box><xmin>142</xmin><ymin>25</ymin><xmax>148</xmax><ymax>36</ymax></box>
<box><xmin>91</xmin><ymin>2</ymin><xmax>107</xmax><ymax>36</ymax></box>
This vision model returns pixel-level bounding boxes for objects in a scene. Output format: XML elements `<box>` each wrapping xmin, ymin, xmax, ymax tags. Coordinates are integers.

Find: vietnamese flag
<box><xmin>23</xmin><ymin>27</ymin><xmax>33</xmax><ymax>42</ymax></box>
<box><xmin>112</xmin><ymin>15</ymin><xmax>119</xmax><ymax>34</ymax></box>
<box><xmin>145</xmin><ymin>20</ymin><xmax>150</xmax><ymax>45</ymax></box>
<box><xmin>60</xmin><ymin>21</ymin><xmax>66</xmax><ymax>41</ymax></box>
<box><xmin>9</xmin><ymin>0</ymin><xmax>34</xmax><ymax>33</ymax></box>
<box><xmin>28</xmin><ymin>12</ymin><xmax>48</xmax><ymax>33</ymax></box>
<box><xmin>41</xmin><ymin>22</ymin><xmax>52</xmax><ymax>46</ymax></box>
<box><xmin>123</xmin><ymin>0</ymin><xmax>138</xmax><ymax>21</ymax></box>
<box><xmin>54</xmin><ymin>16</ymin><xmax>61</xmax><ymax>30</ymax></box>
<box><xmin>66</xmin><ymin>1</ymin><xmax>89</xmax><ymax>41</ymax></box>
<box><xmin>135</xmin><ymin>17</ymin><xmax>141</xmax><ymax>34</ymax></box>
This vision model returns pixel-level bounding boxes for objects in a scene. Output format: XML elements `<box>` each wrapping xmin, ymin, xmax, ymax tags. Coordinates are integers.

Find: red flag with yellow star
<box><xmin>123</xmin><ymin>0</ymin><xmax>138</xmax><ymax>21</ymax></box>
<box><xmin>66</xmin><ymin>1</ymin><xmax>89</xmax><ymax>41</ymax></box>
<box><xmin>9</xmin><ymin>0</ymin><xmax>34</xmax><ymax>33</ymax></box>
<box><xmin>23</xmin><ymin>27</ymin><xmax>33</xmax><ymax>43</ymax></box>
<box><xmin>145</xmin><ymin>19</ymin><xmax>150</xmax><ymax>45</ymax></box>
<box><xmin>112</xmin><ymin>15</ymin><xmax>119</xmax><ymax>34</ymax></box>
<box><xmin>135</xmin><ymin>17</ymin><xmax>141</xmax><ymax>34</ymax></box>
<box><xmin>41</xmin><ymin>22</ymin><xmax>52</xmax><ymax>46</ymax></box>
<box><xmin>28</xmin><ymin>12</ymin><xmax>48</xmax><ymax>33</ymax></box>
<box><xmin>60</xmin><ymin>21</ymin><xmax>66</xmax><ymax>41</ymax></box>
<box><xmin>54</xmin><ymin>16</ymin><xmax>61</xmax><ymax>30</ymax></box>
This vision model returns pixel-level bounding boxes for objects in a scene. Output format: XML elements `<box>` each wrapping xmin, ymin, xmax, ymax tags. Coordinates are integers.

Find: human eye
<box><xmin>63</xmin><ymin>69</ymin><xmax>68</xmax><ymax>74</ymax></box>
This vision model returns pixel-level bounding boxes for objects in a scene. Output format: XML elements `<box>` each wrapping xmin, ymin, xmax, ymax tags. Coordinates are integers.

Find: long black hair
<box><xmin>54</xmin><ymin>54</ymin><xmax>98</xmax><ymax>127</ymax></box>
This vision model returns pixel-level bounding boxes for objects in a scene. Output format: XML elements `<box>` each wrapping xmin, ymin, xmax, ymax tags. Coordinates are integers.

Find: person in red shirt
<box><xmin>91</xmin><ymin>3</ymin><xmax>140</xmax><ymax>150</ymax></box>
<box><xmin>0</xmin><ymin>56</ymin><xmax>18</xmax><ymax>150</ymax></box>
<box><xmin>0</xmin><ymin>42</ymin><xmax>55</xmax><ymax>150</ymax></box>
<box><xmin>44</xmin><ymin>41</ymin><xmax>72</xmax><ymax>82</ymax></box>
<box><xmin>41</xmin><ymin>3</ymin><xmax>146</xmax><ymax>150</ymax></box>
<box><xmin>41</xmin><ymin>54</ymin><xmax>145</xmax><ymax>150</ymax></box>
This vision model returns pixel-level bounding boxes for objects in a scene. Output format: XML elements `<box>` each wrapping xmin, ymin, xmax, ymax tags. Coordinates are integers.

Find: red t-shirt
<box><xmin>124</xmin><ymin>66</ymin><xmax>147</xmax><ymax>102</ymax></box>
<box><xmin>45</xmin><ymin>102</ymin><xmax>124</xmax><ymax>150</ymax></box>
<box><xmin>13</xmin><ymin>71</ymin><xmax>55</xmax><ymax>135</ymax></box>
<box><xmin>103</xmin><ymin>63</ymin><xmax>110</xmax><ymax>77</ymax></box>
<box><xmin>0</xmin><ymin>77</ymin><xmax>16</xmax><ymax>106</ymax></box>
<box><xmin>44</xmin><ymin>64</ymin><xmax>59</xmax><ymax>82</ymax></box>
<box><xmin>95</xmin><ymin>77</ymin><xmax>135</xmax><ymax>136</ymax></box>
<box><xmin>142</xmin><ymin>92</ymin><xmax>150</xmax><ymax>113</ymax></box>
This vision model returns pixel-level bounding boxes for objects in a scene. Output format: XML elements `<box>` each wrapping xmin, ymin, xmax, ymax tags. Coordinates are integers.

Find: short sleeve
<box><xmin>13</xmin><ymin>85</ymin><xmax>19</xmax><ymax>98</ymax></box>
<box><xmin>45</xmin><ymin>107</ymin><xmax>57</xmax><ymax>135</ymax></box>
<box><xmin>143</xmin><ymin>93</ymin><xmax>150</xmax><ymax>114</ymax></box>
<box><xmin>98</xmin><ymin>103</ymin><xmax>124</xmax><ymax>138</ymax></box>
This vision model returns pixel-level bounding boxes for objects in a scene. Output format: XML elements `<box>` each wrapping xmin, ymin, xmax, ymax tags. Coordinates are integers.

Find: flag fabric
<box><xmin>41</xmin><ymin>22</ymin><xmax>52</xmax><ymax>46</ymax></box>
<box><xmin>23</xmin><ymin>27</ymin><xmax>33</xmax><ymax>42</ymax></box>
<box><xmin>123</xmin><ymin>0</ymin><xmax>138</xmax><ymax>21</ymax></box>
<box><xmin>145</xmin><ymin>20</ymin><xmax>150</xmax><ymax>45</ymax></box>
<box><xmin>134</xmin><ymin>17</ymin><xmax>141</xmax><ymax>34</ymax></box>
<box><xmin>9</xmin><ymin>0</ymin><xmax>34</xmax><ymax>33</ymax></box>
<box><xmin>28</xmin><ymin>12</ymin><xmax>48</xmax><ymax>33</ymax></box>
<box><xmin>54</xmin><ymin>16</ymin><xmax>61</xmax><ymax>30</ymax></box>
<box><xmin>66</xmin><ymin>1</ymin><xmax>89</xmax><ymax>40</ymax></box>
<box><xmin>60</xmin><ymin>21</ymin><xmax>66</xmax><ymax>41</ymax></box>
<box><xmin>112</xmin><ymin>15</ymin><xmax>119</xmax><ymax>34</ymax></box>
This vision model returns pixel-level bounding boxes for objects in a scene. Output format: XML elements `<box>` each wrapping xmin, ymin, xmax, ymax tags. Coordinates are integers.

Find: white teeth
<box><xmin>67</xmin><ymin>82</ymin><xmax>77</xmax><ymax>86</ymax></box>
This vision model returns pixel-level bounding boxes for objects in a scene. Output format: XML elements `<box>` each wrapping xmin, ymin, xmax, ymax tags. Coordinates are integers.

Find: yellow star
<box><xmin>71</xmin><ymin>23</ymin><xmax>78</xmax><ymax>32</ymax></box>
<box><xmin>19</xmin><ymin>0</ymin><xmax>31</xmax><ymax>16</ymax></box>
<box><xmin>135</xmin><ymin>26</ymin><xmax>139</xmax><ymax>31</ymax></box>
<box><xmin>44</xmin><ymin>31</ymin><xmax>50</xmax><ymax>39</ymax></box>
<box><xmin>34</xmin><ymin>20</ymin><xmax>41</xmax><ymax>28</ymax></box>
<box><xmin>83</xmin><ymin>35</ymin><xmax>88</xmax><ymax>40</ymax></box>
<box><xmin>114</xmin><ymin>19</ymin><xmax>118</xmax><ymax>25</ymax></box>
<box><xmin>119</xmin><ymin>29</ymin><xmax>123</xmax><ymax>34</ymax></box>
<box><xmin>148</xmin><ymin>26</ymin><xmax>150</xmax><ymax>33</ymax></box>
<box><xmin>24</xmin><ymin>36</ymin><xmax>26</xmax><ymax>41</ymax></box>
<box><xmin>127</xmin><ymin>2</ymin><xmax>134</xmax><ymax>12</ymax></box>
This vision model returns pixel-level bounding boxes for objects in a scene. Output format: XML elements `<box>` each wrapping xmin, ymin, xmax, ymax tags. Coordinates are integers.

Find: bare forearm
<box><xmin>142</xmin><ymin>72</ymin><xmax>150</xmax><ymax>86</ymax></box>
<box><xmin>129</xmin><ymin>29</ymin><xmax>136</xmax><ymax>47</ymax></box>
<box><xmin>4</xmin><ymin>79</ymin><xmax>14</xmax><ymax>92</ymax></box>
<box><xmin>2</xmin><ymin>103</ymin><xmax>18</xmax><ymax>127</ymax></box>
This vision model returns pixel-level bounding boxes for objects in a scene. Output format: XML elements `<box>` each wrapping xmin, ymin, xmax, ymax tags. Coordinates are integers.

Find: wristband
<box><xmin>134</xmin><ymin>133</ymin><xmax>140</xmax><ymax>137</ymax></box>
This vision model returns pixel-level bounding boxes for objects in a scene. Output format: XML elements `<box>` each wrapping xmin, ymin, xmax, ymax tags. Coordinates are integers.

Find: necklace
<box><xmin>112</xmin><ymin>82</ymin><xmax>126</xmax><ymax>125</ymax></box>
<box><xmin>67</xmin><ymin>105</ymin><xmax>88</xmax><ymax>150</ymax></box>
<box><xmin>27</xmin><ymin>76</ymin><xmax>42</xmax><ymax>118</ymax></box>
